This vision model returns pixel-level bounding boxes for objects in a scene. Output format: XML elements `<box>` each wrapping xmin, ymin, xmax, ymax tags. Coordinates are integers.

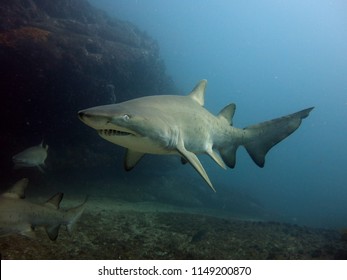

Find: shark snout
<box><xmin>78</xmin><ymin>110</ymin><xmax>90</xmax><ymax>121</ymax></box>
<box><xmin>78</xmin><ymin>109</ymin><xmax>103</xmax><ymax>121</ymax></box>
<box><xmin>78</xmin><ymin>109</ymin><xmax>110</xmax><ymax>128</ymax></box>
<box><xmin>78</xmin><ymin>110</ymin><xmax>93</xmax><ymax>125</ymax></box>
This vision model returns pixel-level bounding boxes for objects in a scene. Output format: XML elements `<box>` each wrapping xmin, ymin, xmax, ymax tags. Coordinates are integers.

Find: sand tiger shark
<box><xmin>12</xmin><ymin>141</ymin><xmax>48</xmax><ymax>172</ymax></box>
<box><xmin>0</xmin><ymin>178</ymin><xmax>87</xmax><ymax>240</ymax></box>
<box><xmin>78</xmin><ymin>80</ymin><xmax>313</xmax><ymax>191</ymax></box>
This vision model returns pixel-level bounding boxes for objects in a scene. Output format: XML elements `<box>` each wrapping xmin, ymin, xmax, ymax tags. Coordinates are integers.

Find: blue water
<box><xmin>88</xmin><ymin>0</ymin><xmax>347</xmax><ymax>228</ymax></box>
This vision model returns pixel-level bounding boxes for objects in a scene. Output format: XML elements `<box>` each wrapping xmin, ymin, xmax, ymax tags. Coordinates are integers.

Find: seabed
<box><xmin>1</xmin><ymin>195</ymin><xmax>347</xmax><ymax>260</ymax></box>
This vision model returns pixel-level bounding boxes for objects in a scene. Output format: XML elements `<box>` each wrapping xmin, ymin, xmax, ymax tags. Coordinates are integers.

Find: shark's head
<box><xmin>79</xmin><ymin>104</ymin><xmax>138</xmax><ymax>136</ymax></box>
<box><xmin>78</xmin><ymin>101</ymin><xmax>176</xmax><ymax>153</ymax></box>
<box><xmin>12</xmin><ymin>142</ymin><xmax>48</xmax><ymax>169</ymax></box>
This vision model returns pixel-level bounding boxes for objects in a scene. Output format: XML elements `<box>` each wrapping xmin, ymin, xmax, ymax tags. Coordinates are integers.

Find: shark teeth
<box><xmin>98</xmin><ymin>129</ymin><xmax>131</xmax><ymax>136</ymax></box>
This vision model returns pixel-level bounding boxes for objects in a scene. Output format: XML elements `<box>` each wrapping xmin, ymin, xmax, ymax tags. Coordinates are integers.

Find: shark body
<box><xmin>78</xmin><ymin>80</ymin><xmax>313</xmax><ymax>191</ymax></box>
<box><xmin>12</xmin><ymin>141</ymin><xmax>48</xmax><ymax>172</ymax></box>
<box><xmin>0</xmin><ymin>178</ymin><xmax>87</xmax><ymax>240</ymax></box>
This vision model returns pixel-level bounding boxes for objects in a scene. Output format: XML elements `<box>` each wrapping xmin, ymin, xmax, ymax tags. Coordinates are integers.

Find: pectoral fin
<box><xmin>37</xmin><ymin>165</ymin><xmax>45</xmax><ymax>173</ymax></box>
<box><xmin>176</xmin><ymin>141</ymin><xmax>216</xmax><ymax>192</ymax></box>
<box><xmin>124</xmin><ymin>149</ymin><xmax>145</xmax><ymax>171</ymax></box>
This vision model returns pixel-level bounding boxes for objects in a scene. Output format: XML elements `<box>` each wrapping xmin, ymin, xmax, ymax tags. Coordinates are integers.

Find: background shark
<box><xmin>12</xmin><ymin>141</ymin><xmax>48</xmax><ymax>172</ymax></box>
<box><xmin>0</xmin><ymin>178</ymin><xmax>87</xmax><ymax>241</ymax></box>
<box><xmin>78</xmin><ymin>80</ymin><xmax>313</xmax><ymax>191</ymax></box>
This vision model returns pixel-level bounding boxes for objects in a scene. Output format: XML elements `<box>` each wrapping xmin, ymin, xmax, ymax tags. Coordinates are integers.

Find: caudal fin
<box><xmin>65</xmin><ymin>196</ymin><xmax>88</xmax><ymax>235</ymax></box>
<box><xmin>243</xmin><ymin>107</ymin><xmax>314</xmax><ymax>167</ymax></box>
<box><xmin>44</xmin><ymin>195</ymin><xmax>88</xmax><ymax>240</ymax></box>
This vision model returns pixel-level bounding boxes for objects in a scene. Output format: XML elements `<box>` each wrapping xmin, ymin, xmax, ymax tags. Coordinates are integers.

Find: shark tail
<box><xmin>219</xmin><ymin>107</ymin><xmax>314</xmax><ymax>168</ymax></box>
<box><xmin>64</xmin><ymin>196</ymin><xmax>88</xmax><ymax>236</ymax></box>
<box><xmin>44</xmin><ymin>194</ymin><xmax>88</xmax><ymax>240</ymax></box>
<box><xmin>242</xmin><ymin>107</ymin><xmax>314</xmax><ymax>167</ymax></box>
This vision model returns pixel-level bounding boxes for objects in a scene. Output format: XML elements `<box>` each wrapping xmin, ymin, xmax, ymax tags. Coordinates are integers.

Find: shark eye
<box><xmin>122</xmin><ymin>114</ymin><xmax>130</xmax><ymax>121</ymax></box>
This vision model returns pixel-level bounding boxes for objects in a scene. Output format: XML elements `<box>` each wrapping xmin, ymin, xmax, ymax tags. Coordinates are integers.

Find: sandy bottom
<box><xmin>1</xmin><ymin>196</ymin><xmax>347</xmax><ymax>260</ymax></box>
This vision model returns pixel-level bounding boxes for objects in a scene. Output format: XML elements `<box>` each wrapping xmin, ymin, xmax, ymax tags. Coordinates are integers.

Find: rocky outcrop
<box><xmin>0</xmin><ymin>0</ymin><xmax>176</xmax><ymax>179</ymax></box>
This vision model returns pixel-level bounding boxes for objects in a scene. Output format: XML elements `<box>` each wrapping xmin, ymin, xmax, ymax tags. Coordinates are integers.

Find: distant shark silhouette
<box><xmin>0</xmin><ymin>178</ymin><xmax>87</xmax><ymax>240</ymax></box>
<box><xmin>12</xmin><ymin>141</ymin><xmax>48</xmax><ymax>172</ymax></box>
<box><xmin>78</xmin><ymin>80</ymin><xmax>313</xmax><ymax>191</ymax></box>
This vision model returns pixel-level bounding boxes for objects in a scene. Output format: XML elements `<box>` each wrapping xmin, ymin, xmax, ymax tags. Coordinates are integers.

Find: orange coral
<box><xmin>0</xmin><ymin>26</ymin><xmax>51</xmax><ymax>47</ymax></box>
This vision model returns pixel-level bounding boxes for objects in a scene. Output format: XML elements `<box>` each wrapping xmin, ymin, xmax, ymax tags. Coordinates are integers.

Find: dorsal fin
<box><xmin>2</xmin><ymin>178</ymin><xmax>29</xmax><ymax>199</ymax></box>
<box><xmin>45</xmin><ymin>193</ymin><xmax>63</xmax><ymax>209</ymax></box>
<box><xmin>40</xmin><ymin>140</ymin><xmax>49</xmax><ymax>151</ymax></box>
<box><xmin>218</xmin><ymin>103</ymin><xmax>236</xmax><ymax>125</ymax></box>
<box><xmin>188</xmin><ymin>79</ymin><xmax>207</xmax><ymax>106</ymax></box>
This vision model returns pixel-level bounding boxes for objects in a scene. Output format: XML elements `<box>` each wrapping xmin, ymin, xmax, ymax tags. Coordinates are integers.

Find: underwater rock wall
<box><xmin>0</xmin><ymin>0</ymin><xmax>176</xmax><ymax>180</ymax></box>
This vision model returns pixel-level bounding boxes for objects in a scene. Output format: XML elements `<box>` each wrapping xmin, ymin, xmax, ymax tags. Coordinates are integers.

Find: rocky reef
<box><xmin>0</xmin><ymin>0</ymin><xmax>176</xmax><ymax>181</ymax></box>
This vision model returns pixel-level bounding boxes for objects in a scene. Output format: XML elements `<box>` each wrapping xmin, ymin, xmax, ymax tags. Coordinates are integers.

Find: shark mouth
<box><xmin>98</xmin><ymin>129</ymin><xmax>132</xmax><ymax>136</ymax></box>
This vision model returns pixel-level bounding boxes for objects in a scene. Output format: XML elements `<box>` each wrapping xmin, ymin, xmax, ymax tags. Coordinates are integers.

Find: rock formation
<box><xmin>0</xmin><ymin>0</ymin><xmax>176</xmax><ymax>180</ymax></box>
